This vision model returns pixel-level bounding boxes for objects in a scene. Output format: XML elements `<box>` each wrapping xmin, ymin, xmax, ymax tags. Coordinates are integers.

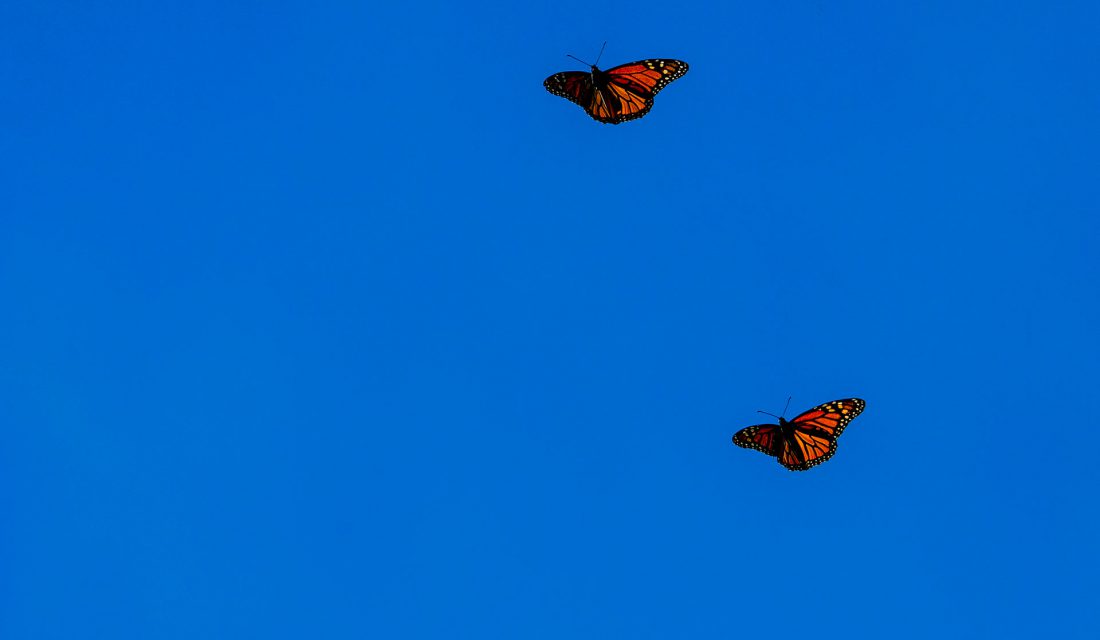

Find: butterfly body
<box><xmin>771</xmin><ymin>417</ymin><xmax>805</xmax><ymax>458</ymax></box>
<box><xmin>544</xmin><ymin>58</ymin><xmax>688</xmax><ymax>124</ymax></box>
<box><xmin>732</xmin><ymin>398</ymin><xmax>866</xmax><ymax>471</ymax></box>
<box><xmin>587</xmin><ymin>65</ymin><xmax>609</xmax><ymax>85</ymax></box>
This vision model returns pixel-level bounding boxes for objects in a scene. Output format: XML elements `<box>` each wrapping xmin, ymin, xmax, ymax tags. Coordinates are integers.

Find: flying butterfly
<box><xmin>732</xmin><ymin>398</ymin><xmax>866</xmax><ymax>471</ymax></box>
<box><xmin>544</xmin><ymin>43</ymin><xmax>688</xmax><ymax>124</ymax></box>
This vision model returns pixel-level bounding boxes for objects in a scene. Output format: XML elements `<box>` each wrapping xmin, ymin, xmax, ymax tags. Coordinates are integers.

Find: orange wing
<box><xmin>543</xmin><ymin>71</ymin><xmax>593</xmax><ymax>108</ymax></box>
<box><xmin>596</xmin><ymin>83</ymin><xmax>651</xmax><ymax>123</ymax></box>
<box><xmin>732</xmin><ymin>424</ymin><xmax>783</xmax><ymax>457</ymax></box>
<box><xmin>779</xmin><ymin>399</ymin><xmax>866</xmax><ymax>471</ymax></box>
<box><xmin>605</xmin><ymin>59</ymin><xmax>689</xmax><ymax>97</ymax></box>
<box><xmin>577</xmin><ymin>84</ymin><xmax>619</xmax><ymax>123</ymax></box>
<box><xmin>777</xmin><ymin>428</ymin><xmax>838</xmax><ymax>471</ymax></box>
<box><xmin>789</xmin><ymin>399</ymin><xmax>866</xmax><ymax>440</ymax></box>
<box><xmin>599</xmin><ymin>59</ymin><xmax>689</xmax><ymax>124</ymax></box>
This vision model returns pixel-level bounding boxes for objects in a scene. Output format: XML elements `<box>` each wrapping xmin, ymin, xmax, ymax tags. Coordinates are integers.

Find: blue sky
<box><xmin>2</xmin><ymin>1</ymin><xmax>1098</xmax><ymax>637</ymax></box>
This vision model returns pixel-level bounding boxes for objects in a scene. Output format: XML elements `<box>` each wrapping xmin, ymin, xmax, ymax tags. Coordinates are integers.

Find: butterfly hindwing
<box><xmin>599</xmin><ymin>82</ymin><xmax>651</xmax><ymax>123</ymax></box>
<box><xmin>778</xmin><ymin>427</ymin><xmax>837</xmax><ymax>471</ymax></box>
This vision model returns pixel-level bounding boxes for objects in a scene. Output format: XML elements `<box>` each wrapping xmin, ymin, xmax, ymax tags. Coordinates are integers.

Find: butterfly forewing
<box><xmin>543</xmin><ymin>72</ymin><xmax>593</xmax><ymax>107</ymax></box>
<box><xmin>732</xmin><ymin>424</ymin><xmax>784</xmax><ymax>457</ymax></box>
<box><xmin>605</xmin><ymin>59</ymin><xmax>689</xmax><ymax>97</ymax></box>
<box><xmin>790</xmin><ymin>398</ymin><xmax>866</xmax><ymax>439</ymax></box>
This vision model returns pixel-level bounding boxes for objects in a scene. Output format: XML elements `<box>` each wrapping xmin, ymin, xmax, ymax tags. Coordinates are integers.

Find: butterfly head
<box><xmin>758</xmin><ymin>397</ymin><xmax>794</xmax><ymax>428</ymax></box>
<box><xmin>567</xmin><ymin>42</ymin><xmax>607</xmax><ymax>75</ymax></box>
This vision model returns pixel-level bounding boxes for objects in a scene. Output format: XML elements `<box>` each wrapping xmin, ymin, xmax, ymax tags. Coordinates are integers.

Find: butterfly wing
<box><xmin>790</xmin><ymin>398</ymin><xmax>866</xmax><ymax>439</ymax></box>
<box><xmin>780</xmin><ymin>398</ymin><xmax>866</xmax><ymax>471</ymax></box>
<box><xmin>543</xmin><ymin>71</ymin><xmax>594</xmax><ymax>109</ymax></box>
<box><xmin>598</xmin><ymin>59</ymin><xmax>689</xmax><ymax>124</ymax></box>
<box><xmin>732</xmin><ymin>424</ymin><xmax>784</xmax><ymax>457</ymax></box>
<box><xmin>777</xmin><ymin>428</ymin><xmax>838</xmax><ymax>471</ymax></box>
<box><xmin>605</xmin><ymin>59</ymin><xmax>689</xmax><ymax>98</ymax></box>
<box><xmin>586</xmin><ymin>83</ymin><xmax>629</xmax><ymax>123</ymax></box>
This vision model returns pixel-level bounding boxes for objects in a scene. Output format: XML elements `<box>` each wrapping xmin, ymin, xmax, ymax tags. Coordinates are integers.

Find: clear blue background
<box><xmin>3</xmin><ymin>1</ymin><xmax>1098</xmax><ymax>637</ymax></box>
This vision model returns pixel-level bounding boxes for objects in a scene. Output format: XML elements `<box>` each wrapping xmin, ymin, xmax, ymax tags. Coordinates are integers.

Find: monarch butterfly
<box><xmin>544</xmin><ymin>44</ymin><xmax>688</xmax><ymax>124</ymax></box>
<box><xmin>732</xmin><ymin>398</ymin><xmax>866</xmax><ymax>471</ymax></box>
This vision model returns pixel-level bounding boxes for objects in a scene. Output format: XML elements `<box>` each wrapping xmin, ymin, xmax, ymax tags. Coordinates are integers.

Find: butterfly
<box><xmin>544</xmin><ymin>48</ymin><xmax>688</xmax><ymax>124</ymax></box>
<box><xmin>732</xmin><ymin>398</ymin><xmax>866</xmax><ymax>471</ymax></box>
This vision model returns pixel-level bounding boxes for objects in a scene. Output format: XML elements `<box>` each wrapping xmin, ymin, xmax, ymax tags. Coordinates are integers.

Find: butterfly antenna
<box><xmin>757</xmin><ymin>410</ymin><xmax>781</xmax><ymax>420</ymax></box>
<box><xmin>781</xmin><ymin>396</ymin><xmax>792</xmax><ymax>418</ymax></box>
<box><xmin>594</xmin><ymin>41</ymin><xmax>607</xmax><ymax>67</ymax></box>
<box><xmin>566</xmin><ymin>54</ymin><xmax>593</xmax><ymax>67</ymax></box>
